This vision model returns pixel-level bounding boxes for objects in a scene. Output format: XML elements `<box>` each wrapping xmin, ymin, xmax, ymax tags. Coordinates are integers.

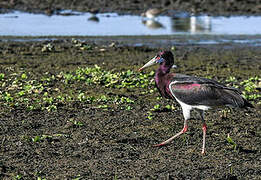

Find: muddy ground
<box><xmin>1</xmin><ymin>0</ymin><xmax>261</xmax><ymax>16</ymax></box>
<box><xmin>0</xmin><ymin>39</ymin><xmax>260</xmax><ymax>179</ymax></box>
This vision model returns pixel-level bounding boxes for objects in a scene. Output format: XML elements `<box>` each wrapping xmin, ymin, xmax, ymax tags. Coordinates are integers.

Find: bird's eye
<box><xmin>156</xmin><ymin>57</ymin><xmax>164</xmax><ymax>63</ymax></box>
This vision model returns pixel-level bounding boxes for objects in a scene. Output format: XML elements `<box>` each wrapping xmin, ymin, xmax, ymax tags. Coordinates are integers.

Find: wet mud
<box><xmin>1</xmin><ymin>0</ymin><xmax>261</xmax><ymax>16</ymax></box>
<box><xmin>0</xmin><ymin>40</ymin><xmax>260</xmax><ymax>179</ymax></box>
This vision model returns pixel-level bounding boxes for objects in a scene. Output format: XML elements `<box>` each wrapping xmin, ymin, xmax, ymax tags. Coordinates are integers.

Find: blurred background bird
<box><xmin>141</xmin><ymin>8</ymin><xmax>167</xmax><ymax>19</ymax></box>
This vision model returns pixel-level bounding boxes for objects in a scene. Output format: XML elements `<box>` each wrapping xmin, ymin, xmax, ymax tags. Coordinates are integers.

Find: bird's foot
<box><xmin>201</xmin><ymin>149</ymin><xmax>206</xmax><ymax>155</ymax></box>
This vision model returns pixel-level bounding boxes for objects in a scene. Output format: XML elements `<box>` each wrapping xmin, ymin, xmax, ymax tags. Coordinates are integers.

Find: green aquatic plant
<box><xmin>225</xmin><ymin>76</ymin><xmax>260</xmax><ymax>101</ymax></box>
<box><xmin>72</xmin><ymin>175</ymin><xmax>81</xmax><ymax>180</ymax></box>
<box><xmin>60</xmin><ymin>65</ymin><xmax>155</xmax><ymax>89</ymax></box>
<box><xmin>32</xmin><ymin>134</ymin><xmax>69</xmax><ymax>143</ymax></box>
<box><xmin>97</xmin><ymin>104</ymin><xmax>109</xmax><ymax>109</ymax></box>
<box><xmin>117</xmin><ymin>96</ymin><xmax>134</xmax><ymax>104</ymax></box>
<box><xmin>0</xmin><ymin>73</ymin><xmax>5</xmax><ymax>80</ymax></box>
<box><xmin>13</xmin><ymin>174</ymin><xmax>23</xmax><ymax>180</ymax></box>
<box><xmin>241</xmin><ymin>77</ymin><xmax>258</xmax><ymax>92</ymax></box>
<box><xmin>225</xmin><ymin>76</ymin><xmax>237</xmax><ymax>83</ymax></box>
<box><xmin>125</xmin><ymin>105</ymin><xmax>132</xmax><ymax>110</ymax></box>
<box><xmin>226</xmin><ymin>134</ymin><xmax>238</xmax><ymax>151</ymax></box>
<box><xmin>165</xmin><ymin>104</ymin><xmax>175</xmax><ymax>110</ymax></box>
<box><xmin>151</xmin><ymin>104</ymin><xmax>160</xmax><ymax>111</ymax></box>
<box><xmin>17</xmin><ymin>90</ymin><xmax>25</xmax><ymax>97</ymax></box>
<box><xmin>77</xmin><ymin>92</ymin><xmax>86</xmax><ymax>101</ymax></box>
<box><xmin>2</xmin><ymin>92</ymin><xmax>13</xmax><ymax>102</ymax></box>
<box><xmin>21</xmin><ymin>73</ymin><xmax>27</xmax><ymax>79</ymax></box>
<box><xmin>240</xmin><ymin>76</ymin><xmax>261</xmax><ymax>100</ymax></box>
<box><xmin>37</xmin><ymin>177</ymin><xmax>46</xmax><ymax>180</ymax></box>
<box><xmin>147</xmin><ymin>111</ymin><xmax>153</xmax><ymax>120</ymax></box>
<box><xmin>0</xmin><ymin>66</ymin><xmax>259</xmax><ymax>113</ymax></box>
<box><xmin>32</xmin><ymin>135</ymin><xmax>42</xmax><ymax>143</ymax></box>
<box><xmin>46</xmin><ymin>104</ymin><xmax>57</xmax><ymax>112</ymax></box>
<box><xmin>69</xmin><ymin>118</ymin><xmax>84</xmax><ymax>127</ymax></box>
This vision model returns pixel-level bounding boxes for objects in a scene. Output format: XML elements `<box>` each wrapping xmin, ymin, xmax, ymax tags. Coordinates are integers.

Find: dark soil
<box><xmin>1</xmin><ymin>0</ymin><xmax>261</xmax><ymax>16</ymax></box>
<box><xmin>0</xmin><ymin>40</ymin><xmax>260</xmax><ymax>179</ymax></box>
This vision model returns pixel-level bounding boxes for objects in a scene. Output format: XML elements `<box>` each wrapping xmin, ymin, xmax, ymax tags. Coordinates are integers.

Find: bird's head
<box><xmin>139</xmin><ymin>51</ymin><xmax>174</xmax><ymax>71</ymax></box>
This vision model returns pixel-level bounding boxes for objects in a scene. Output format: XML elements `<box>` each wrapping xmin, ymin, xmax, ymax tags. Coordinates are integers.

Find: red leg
<box><xmin>154</xmin><ymin>107</ymin><xmax>190</xmax><ymax>147</ymax></box>
<box><xmin>154</xmin><ymin>124</ymin><xmax>188</xmax><ymax>147</ymax></box>
<box><xmin>201</xmin><ymin>123</ymin><xmax>207</xmax><ymax>154</ymax></box>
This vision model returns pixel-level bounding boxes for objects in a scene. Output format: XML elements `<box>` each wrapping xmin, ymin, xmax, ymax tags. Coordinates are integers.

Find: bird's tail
<box><xmin>242</xmin><ymin>97</ymin><xmax>255</xmax><ymax>108</ymax></box>
<box><xmin>223</xmin><ymin>89</ymin><xmax>254</xmax><ymax>109</ymax></box>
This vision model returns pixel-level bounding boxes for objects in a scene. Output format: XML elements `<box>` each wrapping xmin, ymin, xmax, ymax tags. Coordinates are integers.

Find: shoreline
<box><xmin>1</xmin><ymin>0</ymin><xmax>261</xmax><ymax>16</ymax></box>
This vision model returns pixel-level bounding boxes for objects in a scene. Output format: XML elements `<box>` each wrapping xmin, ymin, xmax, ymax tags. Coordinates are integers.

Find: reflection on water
<box><xmin>88</xmin><ymin>15</ymin><xmax>99</xmax><ymax>23</ymax></box>
<box><xmin>170</xmin><ymin>14</ymin><xmax>211</xmax><ymax>33</ymax></box>
<box><xmin>189</xmin><ymin>16</ymin><xmax>211</xmax><ymax>33</ymax></box>
<box><xmin>142</xmin><ymin>19</ymin><xmax>164</xmax><ymax>29</ymax></box>
<box><xmin>171</xmin><ymin>17</ymin><xmax>191</xmax><ymax>32</ymax></box>
<box><xmin>0</xmin><ymin>11</ymin><xmax>261</xmax><ymax>36</ymax></box>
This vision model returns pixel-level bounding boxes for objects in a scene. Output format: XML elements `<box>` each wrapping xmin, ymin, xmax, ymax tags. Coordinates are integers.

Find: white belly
<box><xmin>175</xmin><ymin>97</ymin><xmax>211</xmax><ymax>111</ymax></box>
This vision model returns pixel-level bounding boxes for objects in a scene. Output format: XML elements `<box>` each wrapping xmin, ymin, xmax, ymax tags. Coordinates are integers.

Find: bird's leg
<box><xmin>202</xmin><ymin>123</ymin><xmax>207</xmax><ymax>154</ymax></box>
<box><xmin>154</xmin><ymin>107</ymin><xmax>190</xmax><ymax>147</ymax></box>
<box><xmin>154</xmin><ymin>121</ymin><xmax>188</xmax><ymax>147</ymax></box>
<box><xmin>198</xmin><ymin>110</ymin><xmax>207</xmax><ymax>154</ymax></box>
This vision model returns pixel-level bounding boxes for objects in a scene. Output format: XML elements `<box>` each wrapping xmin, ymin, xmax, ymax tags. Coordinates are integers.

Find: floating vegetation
<box><xmin>0</xmin><ymin>65</ymin><xmax>154</xmax><ymax>112</ymax></box>
<box><xmin>0</xmin><ymin>65</ymin><xmax>259</xmax><ymax>112</ymax></box>
<box><xmin>240</xmin><ymin>76</ymin><xmax>261</xmax><ymax>100</ymax></box>
<box><xmin>226</xmin><ymin>76</ymin><xmax>261</xmax><ymax>101</ymax></box>
<box><xmin>60</xmin><ymin>65</ymin><xmax>154</xmax><ymax>89</ymax></box>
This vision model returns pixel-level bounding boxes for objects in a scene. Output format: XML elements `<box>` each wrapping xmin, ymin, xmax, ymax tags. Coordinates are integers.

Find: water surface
<box><xmin>1</xmin><ymin>11</ymin><xmax>261</xmax><ymax>36</ymax></box>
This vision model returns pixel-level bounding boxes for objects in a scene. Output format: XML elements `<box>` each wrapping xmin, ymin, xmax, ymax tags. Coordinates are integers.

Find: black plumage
<box><xmin>170</xmin><ymin>74</ymin><xmax>253</xmax><ymax>108</ymax></box>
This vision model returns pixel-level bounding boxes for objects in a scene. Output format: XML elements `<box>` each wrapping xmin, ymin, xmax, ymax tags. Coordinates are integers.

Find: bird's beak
<box><xmin>139</xmin><ymin>56</ymin><xmax>157</xmax><ymax>71</ymax></box>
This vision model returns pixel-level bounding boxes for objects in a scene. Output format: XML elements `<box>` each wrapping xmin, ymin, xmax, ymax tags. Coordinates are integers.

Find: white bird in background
<box><xmin>141</xmin><ymin>8</ymin><xmax>166</xmax><ymax>19</ymax></box>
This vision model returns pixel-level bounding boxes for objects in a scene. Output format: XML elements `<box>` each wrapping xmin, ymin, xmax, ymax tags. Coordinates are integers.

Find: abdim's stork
<box><xmin>139</xmin><ymin>51</ymin><xmax>253</xmax><ymax>154</ymax></box>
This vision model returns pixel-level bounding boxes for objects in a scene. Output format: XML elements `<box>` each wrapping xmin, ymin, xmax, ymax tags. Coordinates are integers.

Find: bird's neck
<box><xmin>155</xmin><ymin>64</ymin><xmax>171</xmax><ymax>84</ymax></box>
<box><xmin>156</xmin><ymin>64</ymin><xmax>171</xmax><ymax>76</ymax></box>
<box><xmin>155</xmin><ymin>64</ymin><xmax>174</xmax><ymax>99</ymax></box>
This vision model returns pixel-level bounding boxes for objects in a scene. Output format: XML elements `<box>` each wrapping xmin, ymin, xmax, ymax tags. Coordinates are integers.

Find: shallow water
<box><xmin>1</xmin><ymin>11</ymin><xmax>261</xmax><ymax>36</ymax></box>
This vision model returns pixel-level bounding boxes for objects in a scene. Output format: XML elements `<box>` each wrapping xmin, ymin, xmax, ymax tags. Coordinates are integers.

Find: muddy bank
<box><xmin>3</xmin><ymin>35</ymin><xmax>261</xmax><ymax>48</ymax></box>
<box><xmin>1</xmin><ymin>0</ymin><xmax>261</xmax><ymax>16</ymax></box>
<box><xmin>0</xmin><ymin>40</ymin><xmax>260</xmax><ymax>179</ymax></box>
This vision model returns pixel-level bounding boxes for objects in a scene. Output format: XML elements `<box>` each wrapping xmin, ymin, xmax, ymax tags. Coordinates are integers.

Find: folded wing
<box><xmin>169</xmin><ymin>74</ymin><xmax>250</xmax><ymax>108</ymax></box>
